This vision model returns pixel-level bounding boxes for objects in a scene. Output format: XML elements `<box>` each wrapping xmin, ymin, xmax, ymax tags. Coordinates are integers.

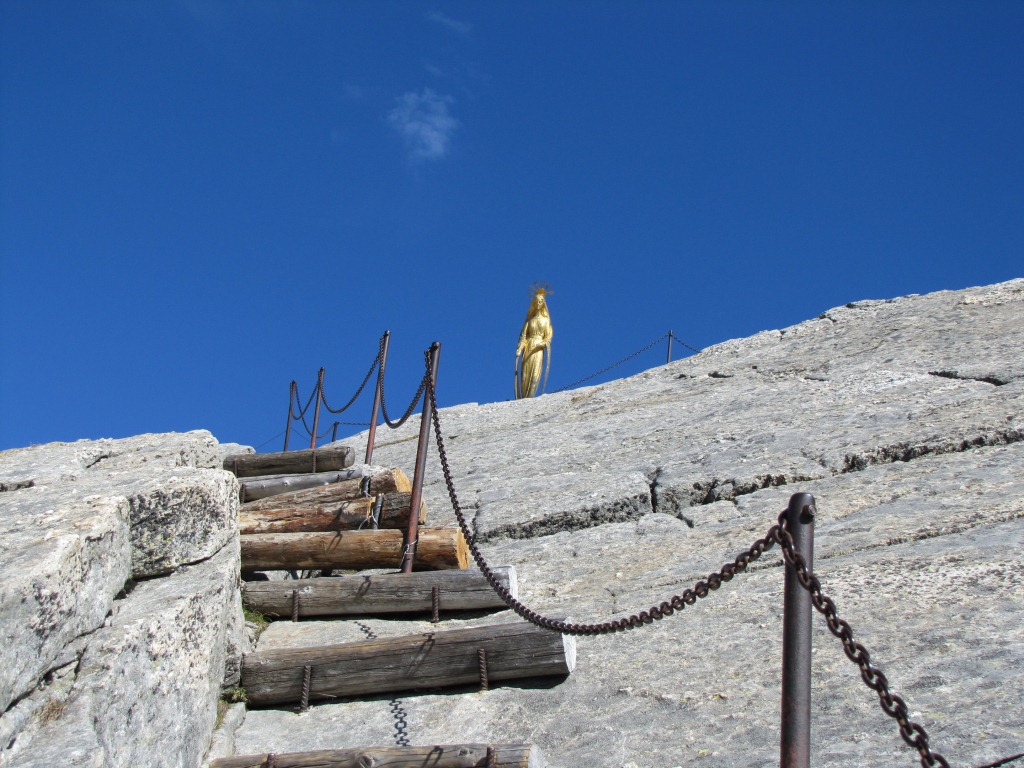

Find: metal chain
<box><xmin>355</xmin><ymin>621</ymin><xmax>411</xmax><ymax>747</ymax></box>
<box><xmin>669</xmin><ymin>331</ymin><xmax>702</xmax><ymax>355</ymax></box>
<box><xmin>290</xmin><ymin>381</ymin><xmax>319</xmax><ymax>422</ymax></box>
<box><xmin>429</xmin><ymin>371</ymin><xmax>951</xmax><ymax>767</ymax></box>
<box><xmin>551</xmin><ymin>332</ymin><xmax>671</xmax><ymax>393</ymax></box>
<box><xmin>320</xmin><ymin>348</ymin><xmax>381</xmax><ymax>415</ymax></box>
<box><xmin>381</xmin><ymin>367</ymin><xmax>428</xmax><ymax>429</ymax></box>
<box><xmin>428</xmin><ymin>376</ymin><xmax>779</xmax><ymax>635</ymax></box>
<box><xmin>774</xmin><ymin>513</ymin><xmax>951</xmax><ymax>768</ymax></box>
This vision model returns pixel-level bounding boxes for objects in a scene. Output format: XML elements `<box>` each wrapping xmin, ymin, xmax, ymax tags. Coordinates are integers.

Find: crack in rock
<box><xmin>686</xmin><ymin>473</ymin><xmax>813</xmax><ymax>507</ymax></box>
<box><xmin>928</xmin><ymin>370</ymin><xmax>1010</xmax><ymax>386</ymax></box>
<box><xmin>840</xmin><ymin>428</ymin><xmax>1024</xmax><ymax>474</ymax></box>
<box><xmin>0</xmin><ymin>479</ymin><xmax>34</xmax><ymax>492</ymax></box>
<box><xmin>477</xmin><ymin>492</ymin><xmax>653</xmax><ymax>543</ymax></box>
<box><xmin>83</xmin><ymin>452</ymin><xmax>113</xmax><ymax>469</ymax></box>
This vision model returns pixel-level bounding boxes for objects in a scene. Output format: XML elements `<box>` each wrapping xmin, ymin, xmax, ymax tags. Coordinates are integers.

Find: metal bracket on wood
<box><xmin>371</xmin><ymin>493</ymin><xmax>383</xmax><ymax>530</ymax></box>
<box><xmin>291</xmin><ymin>589</ymin><xmax>300</xmax><ymax>622</ymax></box>
<box><xmin>486</xmin><ymin>746</ymin><xmax>497</xmax><ymax>768</ymax></box>
<box><xmin>262</xmin><ymin>753</ymin><xmax>278</xmax><ymax>768</ymax></box>
<box><xmin>299</xmin><ymin>665</ymin><xmax>312</xmax><ymax>712</ymax></box>
<box><xmin>431</xmin><ymin>585</ymin><xmax>441</xmax><ymax>623</ymax></box>
<box><xmin>478</xmin><ymin>648</ymin><xmax>489</xmax><ymax>692</ymax></box>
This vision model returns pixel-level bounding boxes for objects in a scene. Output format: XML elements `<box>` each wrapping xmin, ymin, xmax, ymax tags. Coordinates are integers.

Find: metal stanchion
<box><xmin>780</xmin><ymin>492</ymin><xmax>816</xmax><ymax>768</ymax></box>
<box><xmin>667</xmin><ymin>330</ymin><xmax>673</xmax><ymax>363</ymax></box>
<box><xmin>309</xmin><ymin>367</ymin><xmax>325</xmax><ymax>450</ymax></box>
<box><xmin>401</xmin><ymin>342</ymin><xmax>440</xmax><ymax>574</ymax></box>
<box><xmin>365</xmin><ymin>330</ymin><xmax>390</xmax><ymax>465</ymax></box>
<box><xmin>283</xmin><ymin>381</ymin><xmax>296</xmax><ymax>452</ymax></box>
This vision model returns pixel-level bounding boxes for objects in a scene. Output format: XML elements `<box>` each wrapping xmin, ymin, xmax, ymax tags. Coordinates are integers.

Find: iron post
<box><xmin>309</xmin><ymin>367</ymin><xmax>324</xmax><ymax>450</ymax></box>
<box><xmin>780</xmin><ymin>492</ymin><xmax>816</xmax><ymax>768</ymax></box>
<box><xmin>401</xmin><ymin>342</ymin><xmax>440</xmax><ymax>574</ymax></box>
<box><xmin>283</xmin><ymin>381</ymin><xmax>297</xmax><ymax>451</ymax></box>
<box><xmin>365</xmin><ymin>330</ymin><xmax>390</xmax><ymax>464</ymax></box>
<box><xmin>667</xmin><ymin>330</ymin><xmax>673</xmax><ymax>364</ymax></box>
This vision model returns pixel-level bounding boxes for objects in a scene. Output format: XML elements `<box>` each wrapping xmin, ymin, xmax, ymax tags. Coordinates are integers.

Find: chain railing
<box><xmin>263</xmin><ymin>328</ymin><xmax>700</xmax><ymax>451</ymax></box>
<box><xmin>281</xmin><ymin>334</ymin><xmax>390</xmax><ymax>452</ymax></box>
<box><xmin>420</xmin><ymin>369</ymin><xmax>951</xmax><ymax>768</ymax></box>
<box><xmin>551</xmin><ymin>329</ymin><xmax>700</xmax><ymax>393</ymax></box>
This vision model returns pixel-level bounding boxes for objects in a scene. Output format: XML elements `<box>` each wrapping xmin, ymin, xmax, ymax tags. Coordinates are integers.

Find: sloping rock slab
<box><xmin>119</xmin><ymin>468</ymin><xmax>238</xmax><ymax>577</ymax></box>
<box><xmin>234</xmin><ymin>441</ymin><xmax>1024</xmax><ymax>767</ymax></box>
<box><xmin>0</xmin><ymin>430</ymin><xmax>222</xmax><ymax>488</ymax></box>
<box><xmin>0</xmin><ymin>488</ymin><xmax>131</xmax><ymax>712</ymax></box>
<box><xmin>2</xmin><ymin>543</ymin><xmax>241</xmax><ymax>768</ymax></box>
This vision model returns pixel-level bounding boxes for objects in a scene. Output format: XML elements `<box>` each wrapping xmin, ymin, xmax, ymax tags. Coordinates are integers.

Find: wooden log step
<box><xmin>240</xmin><ymin>468</ymin><xmax>410</xmax><ymax>503</ymax></box>
<box><xmin>241</xmin><ymin>621</ymin><xmax>575</xmax><ymax>706</ymax></box>
<box><xmin>242</xmin><ymin>566</ymin><xmax>516</xmax><ymax>617</ymax></box>
<box><xmin>241</xmin><ymin>528</ymin><xmax>469</xmax><ymax>572</ymax></box>
<box><xmin>239</xmin><ymin>491</ymin><xmax>425</xmax><ymax>535</ymax></box>
<box><xmin>209</xmin><ymin>743</ymin><xmax>546</xmax><ymax>768</ymax></box>
<box><xmin>224</xmin><ymin>447</ymin><xmax>354</xmax><ymax>478</ymax></box>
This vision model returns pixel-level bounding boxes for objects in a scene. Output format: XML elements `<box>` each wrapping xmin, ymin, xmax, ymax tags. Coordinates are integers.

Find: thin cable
<box><xmin>551</xmin><ymin>332</ymin><xmax>671</xmax><ymax>393</ymax></box>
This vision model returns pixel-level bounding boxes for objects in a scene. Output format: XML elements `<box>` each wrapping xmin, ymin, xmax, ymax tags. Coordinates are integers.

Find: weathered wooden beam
<box><xmin>239</xmin><ymin>492</ymin><xmax>424</xmax><ymax>535</ymax></box>
<box><xmin>209</xmin><ymin>743</ymin><xmax>546</xmax><ymax>768</ymax></box>
<box><xmin>242</xmin><ymin>566</ymin><xmax>517</xmax><ymax>617</ymax></box>
<box><xmin>240</xmin><ymin>528</ymin><xmax>469</xmax><ymax>572</ymax></box>
<box><xmin>241</xmin><ymin>621</ymin><xmax>575</xmax><ymax>706</ymax></box>
<box><xmin>224</xmin><ymin>447</ymin><xmax>354</xmax><ymax>478</ymax></box>
<box><xmin>240</xmin><ymin>468</ymin><xmax>410</xmax><ymax>504</ymax></box>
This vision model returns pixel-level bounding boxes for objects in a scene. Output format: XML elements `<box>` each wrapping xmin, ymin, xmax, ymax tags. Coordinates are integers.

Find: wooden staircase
<box><xmin>211</xmin><ymin>446</ymin><xmax>569</xmax><ymax>768</ymax></box>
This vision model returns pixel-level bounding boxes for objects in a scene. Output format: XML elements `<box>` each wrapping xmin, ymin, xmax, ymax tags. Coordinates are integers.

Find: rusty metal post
<box><xmin>401</xmin><ymin>342</ymin><xmax>440</xmax><ymax>574</ymax></box>
<box><xmin>309</xmin><ymin>367</ymin><xmax>325</xmax><ymax>450</ymax></box>
<box><xmin>667</xmin><ymin>330</ymin><xmax>673</xmax><ymax>364</ymax></box>
<box><xmin>365</xmin><ymin>331</ymin><xmax>390</xmax><ymax>465</ymax></box>
<box><xmin>283</xmin><ymin>381</ymin><xmax>297</xmax><ymax>451</ymax></box>
<box><xmin>780</xmin><ymin>492</ymin><xmax>816</xmax><ymax>768</ymax></box>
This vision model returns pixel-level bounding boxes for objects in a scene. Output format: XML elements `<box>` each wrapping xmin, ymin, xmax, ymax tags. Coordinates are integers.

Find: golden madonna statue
<box><xmin>515</xmin><ymin>283</ymin><xmax>553</xmax><ymax>399</ymax></box>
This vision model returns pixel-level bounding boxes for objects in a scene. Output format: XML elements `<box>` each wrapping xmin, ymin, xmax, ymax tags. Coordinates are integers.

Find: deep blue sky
<box><xmin>2</xmin><ymin>2</ymin><xmax>1022</xmax><ymax>452</ymax></box>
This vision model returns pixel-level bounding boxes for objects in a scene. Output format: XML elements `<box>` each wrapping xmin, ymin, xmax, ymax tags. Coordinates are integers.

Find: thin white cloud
<box><xmin>427</xmin><ymin>10</ymin><xmax>472</xmax><ymax>34</ymax></box>
<box><xmin>387</xmin><ymin>88</ymin><xmax>459</xmax><ymax>161</ymax></box>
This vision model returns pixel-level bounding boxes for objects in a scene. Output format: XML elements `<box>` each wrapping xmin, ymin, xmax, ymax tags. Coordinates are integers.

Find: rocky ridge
<box><xmin>1</xmin><ymin>278</ymin><xmax>1021</xmax><ymax>767</ymax></box>
<box><xmin>0</xmin><ymin>432</ymin><xmax>250</xmax><ymax>766</ymax></box>
<box><xmin>235</xmin><ymin>278</ymin><xmax>1023</xmax><ymax>767</ymax></box>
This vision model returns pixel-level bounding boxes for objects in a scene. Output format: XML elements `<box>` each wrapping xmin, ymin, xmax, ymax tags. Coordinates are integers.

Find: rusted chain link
<box><xmin>775</xmin><ymin>512</ymin><xmax>951</xmax><ymax>768</ymax></box>
<box><xmin>355</xmin><ymin>621</ymin><xmax>411</xmax><ymax>747</ymax></box>
<box><xmin>669</xmin><ymin>331</ymin><xmax>701</xmax><ymax>355</ymax></box>
<box><xmin>381</xmin><ymin>368</ymin><xmax>428</xmax><ymax>429</ymax></box>
<box><xmin>428</xmin><ymin>377</ymin><xmax>779</xmax><ymax>635</ymax></box>
<box><xmin>291</xmin><ymin>382</ymin><xmax>319</xmax><ymax>438</ymax></box>
<box><xmin>320</xmin><ymin>348</ymin><xmax>381</xmax><ymax>415</ymax></box>
<box><xmin>551</xmin><ymin>332</ymin><xmax>671</xmax><ymax>393</ymax></box>
<box><xmin>429</xmin><ymin>370</ymin><xmax>950</xmax><ymax>766</ymax></box>
<box><xmin>290</xmin><ymin>380</ymin><xmax>318</xmax><ymax>421</ymax></box>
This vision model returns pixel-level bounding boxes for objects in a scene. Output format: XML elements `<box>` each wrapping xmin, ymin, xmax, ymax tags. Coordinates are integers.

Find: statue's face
<box><xmin>533</xmin><ymin>292</ymin><xmax>547</xmax><ymax>310</ymax></box>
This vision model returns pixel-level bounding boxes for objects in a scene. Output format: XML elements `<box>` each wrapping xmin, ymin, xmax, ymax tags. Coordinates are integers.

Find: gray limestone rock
<box><xmin>235</xmin><ymin>280</ymin><xmax>1024</xmax><ymax>768</ymax></box>
<box><xmin>0</xmin><ymin>489</ymin><xmax>132</xmax><ymax>713</ymax></box>
<box><xmin>2</xmin><ymin>543</ymin><xmax>241</xmax><ymax>768</ymax></box>
<box><xmin>119</xmin><ymin>468</ymin><xmax>239</xmax><ymax>577</ymax></box>
<box><xmin>0</xmin><ymin>431</ymin><xmax>245</xmax><ymax>765</ymax></box>
<box><xmin>0</xmin><ymin>430</ymin><xmax>222</xmax><ymax>488</ymax></box>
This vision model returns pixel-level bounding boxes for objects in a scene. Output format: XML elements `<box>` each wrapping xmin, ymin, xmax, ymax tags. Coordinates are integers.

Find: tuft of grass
<box><xmin>223</xmin><ymin>686</ymin><xmax>248</xmax><ymax>705</ymax></box>
<box><xmin>243</xmin><ymin>608</ymin><xmax>269</xmax><ymax>640</ymax></box>
<box><xmin>38</xmin><ymin>699</ymin><xmax>66</xmax><ymax>723</ymax></box>
<box><xmin>215</xmin><ymin>698</ymin><xmax>229</xmax><ymax>728</ymax></box>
